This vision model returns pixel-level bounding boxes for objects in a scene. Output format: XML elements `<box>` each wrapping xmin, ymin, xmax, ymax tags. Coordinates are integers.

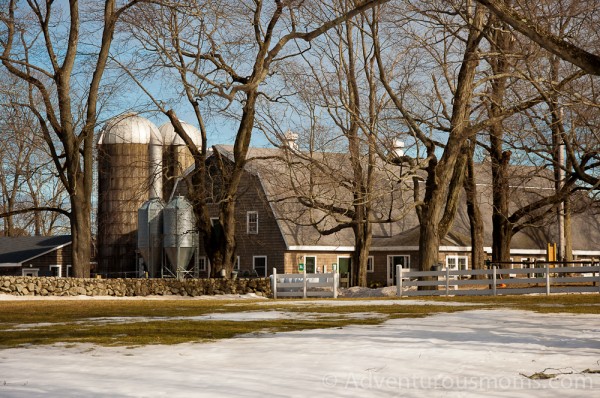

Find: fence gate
<box><xmin>271</xmin><ymin>268</ymin><xmax>339</xmax><ymax>298</ymax></box>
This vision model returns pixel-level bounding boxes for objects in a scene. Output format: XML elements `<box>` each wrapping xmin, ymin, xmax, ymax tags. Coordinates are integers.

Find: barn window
<box><xmin>247</xmin><ymin>211</ymin><xmax>258</xmax><ymax>234</ymax></box>
<box><xmin>253</xmin><ymin>256</ymin><xmax>267</xmax><ymax>277</ymax></box>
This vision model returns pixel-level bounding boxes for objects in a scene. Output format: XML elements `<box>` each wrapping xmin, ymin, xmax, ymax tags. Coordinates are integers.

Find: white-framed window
<box><xmin>66</xmin><ymin>265</ymin><xmax>72</xmax><ymax>277</ymax></box>
<box><xmin>247</xmin><ymin>211</ymin><xmax>258</xmax><ymax>234</ymax></box>
<box><xmin>367</xmin><ymin>256</ymin><xmax>375</xmax><ymax>273</ymax></box>
<box><xmin>210</xmin><ymin>217</ymin><xmax>219</xmax><ymax>226</ymax></box>
<box><xmin>253</xmin><ymin>256</ymin><xmax>267</xmax><ymax>277</ymax></box>
<box><xmin>446</xmin><ymin>255</ymin><xmax>468</xmax><ymax>271</ymax></box>
<box><xmin>234</xmin><ymin>256</ymin><xmax>240</xmax><ymax>271</ymax></box>
<box><xmin>49</xmin><ymin>265</ymin><xmax>62</xmax><ymax>277</ymax></box>
<box><xmin>198</xmin><ymin>257</ymin><xmax>207</xmax><ymax>272</ymax></box>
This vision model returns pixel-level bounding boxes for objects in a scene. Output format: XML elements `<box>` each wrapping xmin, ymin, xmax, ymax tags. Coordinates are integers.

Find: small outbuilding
<box><xmin>0</xmin><ymin>235</ymin><xmax>72</xmax><ymax>277</ymax></box>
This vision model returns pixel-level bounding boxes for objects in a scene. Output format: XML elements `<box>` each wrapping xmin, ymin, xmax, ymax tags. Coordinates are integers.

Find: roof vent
<box><xmin>282</xmin><ymin>131</ymin><xmax>299</xmax><ymax>151</ymax></box>
<box><xmin>392</xmin><ymin>139</ymin><xmax>405</xmax><ymax>157</ymax></box>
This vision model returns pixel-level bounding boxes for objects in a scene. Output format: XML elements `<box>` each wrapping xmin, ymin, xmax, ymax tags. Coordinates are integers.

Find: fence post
<box><xmin>333</xmin><ymin>272</ymin><xmax>338</xmax><ymax>299</ymax></box>
<box><xmin>546</xmin><ymin>264</ymin><xmax>551</xmax><ymax>296</ymax></box>
<box><xmin>396</xmin><ymin>265</ymin><xmax>402</xmax><ymax>297</ymax></box>
<box><xmin>492</xmin><ymin>266</ymin><xmax>497</xmax><ymax>296</ymax></box>
<box><xmin>272</xmin><ymin>268</ymin><xmax>277</xmax><ymax>299</ymax></box>
<box><xmin>303</xmin><ymin>266</ymin><xmax>307</xmax><ymax>299</ymax></box>
<box><xmin>445</xmin><ymin>266</ymin><xmax>450</xmax><ymax>297</ymax></box>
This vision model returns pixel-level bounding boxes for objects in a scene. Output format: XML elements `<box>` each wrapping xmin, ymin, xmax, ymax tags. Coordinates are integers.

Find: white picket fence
<box><xmin>271</xmin><ymin>268</ymin><xmax>339</xmax><ymax>298</ymax></box>
<box><xmin>396</xmin><ymin>265</ymin><xmax>600</xmax><ymax>297</ymax></box>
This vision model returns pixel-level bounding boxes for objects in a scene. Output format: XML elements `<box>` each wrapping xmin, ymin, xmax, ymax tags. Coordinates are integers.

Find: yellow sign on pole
<box><xmin>547</xmin><ymin>242</ymin><xmax>557</xmax><ymax>262</ymax></box>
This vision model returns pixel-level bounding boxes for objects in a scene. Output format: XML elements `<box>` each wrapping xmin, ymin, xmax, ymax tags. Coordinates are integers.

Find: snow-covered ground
<box><xmin>1</xmin><ymin>309</ymin><xmax>599</xmax><ymax>397</ymax></box>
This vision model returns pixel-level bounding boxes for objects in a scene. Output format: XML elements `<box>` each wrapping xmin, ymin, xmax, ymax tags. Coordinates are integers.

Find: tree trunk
<box><xmin>70</xmin><ymin>195</ymin><xmax>91</xmax><ymax>278</ymax></box>
<box><xmin>5</xmin><ymin>212</ymin><xmax>14</xmax><ymax>236</ymax></box>
<box><xmin>491</xmin><ymin>150</ymin><xmax>512</xmax><ymax>264</ymax></box>
<box><xmin>220</xmin><ymin>198</ymin><xmax>238</xmax><ymax>277</ymax></box>
<box><xmin>352</xmin><ymin>218</ymin><xmax>372</xmax><ymax>287</ymax></box>
<box><xmin>417</xmin><ymin>5</ymin><xmax>485</xmax><ymax>275</ymax></box>
<box><xmin>207</xmin><ymin>90</ymin><xmax>258</xmax><ymax>278</ymax></box>
<box><xmin>488</xmin><ymin>9</ymin><xmax>514</xmax><ymax>266</ymax></box>
<box><xmin>419</xmin><ymin>211</ymin><xmax>440</xmax><ymax>273</ymax></box>
<box><xmin>464</xmin><ymin>140</ymin><xmax>485</xmax><ymax>276</ymax></box>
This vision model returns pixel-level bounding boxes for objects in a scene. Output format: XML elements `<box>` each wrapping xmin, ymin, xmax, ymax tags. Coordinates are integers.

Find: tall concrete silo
<box><xmin>159</xmin><ymin>121</ymin><xmax>202</xmax><ymax>199</ymax></box>
<box><xmin>97</xmin><ymin>114</ymin><xmax>161</xmax><ymax>277</ymax></box>
<box><xmin>163</xmin><ymin>196</ymin><xmax>197</xmax><ymax>279</ymax></box>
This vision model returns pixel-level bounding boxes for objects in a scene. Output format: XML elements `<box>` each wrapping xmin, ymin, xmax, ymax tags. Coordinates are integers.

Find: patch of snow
<box><xmin>255</xmin><ymin>298</ymin><xmax>479</xmax><ymax>307</ymax></box>
<box><xmin>339</xmin><ymin>286</ymin><xmax>399</xmax><ymax>297</ymax></box>
<box><xmin>1</xmin><ymin>309</ymin><xmax>599</xmax><ymax>397</ymax></box>
<box><xmin>5</xmin><ymin>311</ymin><xmax>386</xmax><ymax>331</ymax></box>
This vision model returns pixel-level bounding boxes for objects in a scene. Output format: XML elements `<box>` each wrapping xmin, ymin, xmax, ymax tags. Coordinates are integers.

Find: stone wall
<box><xmin>0</xmin><ymin>276</ymin><xmax>272</xmax><ymax>298</ymax></box>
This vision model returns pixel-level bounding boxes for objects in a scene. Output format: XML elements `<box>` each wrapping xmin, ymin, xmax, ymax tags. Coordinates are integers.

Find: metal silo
<box><xmin>97</xmin><ymin>114</ymin><xmax>161</xmax><ymax>277</ymax></box>
<box><xmin>159</xmin><ymin>121</ymin><xmax>202</xmax><ymax>199</ymax></box>
<box><xmin>163</xmin><ymin>196</ymin><xmax>197</xmax><ymax>279</ymax></box>
<box><xmin>137</xmin><ymin>198</ymin><xmax>165</xmax><ymax>278</ymax></box>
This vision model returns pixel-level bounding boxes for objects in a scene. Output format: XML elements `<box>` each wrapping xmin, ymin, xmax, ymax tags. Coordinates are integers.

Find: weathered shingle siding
<box><xmin>31</xmin><ymin>246</ymin><xmax>73</xmax><ymax>276</ymax></box>
<box><xmin>183</xmin><ymin>167</ymin><xmax>288</xmax><ymax>275</ymax></box>
<box><xmin>233</xmin><ymin>172</ymin><xmax>287</xmax><ymax>274</ymax></box>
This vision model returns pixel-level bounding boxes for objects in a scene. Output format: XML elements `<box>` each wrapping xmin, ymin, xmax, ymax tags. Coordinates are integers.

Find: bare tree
<box><xmin>370</xmin><ymin>0</ymin><xmax>588</xmax><ymax>275</ymax></box>
<box><xmin>119</xmin><ymin>0</ymin><xmax>391</xmax><ymax>277</ymax></box>
<box><xmin>1</xmin><ymin>0</ymin><xmax>142</xmax><ymax>277</ymax></box>
<box><xmin>0</xmin><ymin>75</ymin><xmax>69</xmax><ymax>236</ymax></box>
<box><xmin>372</xmin><ymin>1</ymin><xmax>488</xmax><ymax>273</ymax></box>
<box><xmin>478</xmin><ymin>0</ymin><xmax>597</xmax><ymax>264</ymax></box>
<box><xmin>258</xmin><ymin>3</ymin><xmax>422</xmax><ymax>287</ymax></box>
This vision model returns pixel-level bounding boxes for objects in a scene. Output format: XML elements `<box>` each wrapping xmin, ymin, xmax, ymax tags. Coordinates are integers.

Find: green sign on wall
<box><xmin>298</xmin><ymin>263</ymin><xmax>304</xmax><ymax>272</ymax></box>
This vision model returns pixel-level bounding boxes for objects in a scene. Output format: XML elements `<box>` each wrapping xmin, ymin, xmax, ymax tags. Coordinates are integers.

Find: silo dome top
<box><xmin>98</xmin><ymin>114</ymin><xmax>162</xmax><ymax>145</ymax></box>
<box><xmin>159</xmin><ymin>120</ymin><xmax>202</xmax><ymax>147</ymax></box>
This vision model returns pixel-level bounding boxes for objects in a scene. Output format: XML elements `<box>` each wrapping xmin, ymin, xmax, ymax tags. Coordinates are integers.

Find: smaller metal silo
<box><xmin>137</xmin><ymin>198</ymin><xmax>165</xmax><ymax>278</ymax></box>
<box><xmin>163</xmin><ymin>196</ymin><xmax>197</xmax><ymax>279</ymax></box>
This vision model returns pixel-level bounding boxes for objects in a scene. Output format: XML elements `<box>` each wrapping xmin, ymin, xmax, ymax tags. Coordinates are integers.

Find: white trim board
<box><xmin>287</xmin><ymin>246</ymin><xmax>355</xmax><ymax>252</ymax></box>
<box><xmin>0</xmin><ymin>263</ymin><xmax>22</xmax><ymax>268</ymax></box>
<box><xmin>286</xmin><ymin>245</ymin><xmax>600</xmax><ymax>256</ymax></box>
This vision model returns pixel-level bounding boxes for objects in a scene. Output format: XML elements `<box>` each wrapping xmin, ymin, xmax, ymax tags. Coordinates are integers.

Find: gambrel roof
<box><xmin>205</xmin><ymin>145</ymin><xmax>600</xmax><ymax>254</ymax></box>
